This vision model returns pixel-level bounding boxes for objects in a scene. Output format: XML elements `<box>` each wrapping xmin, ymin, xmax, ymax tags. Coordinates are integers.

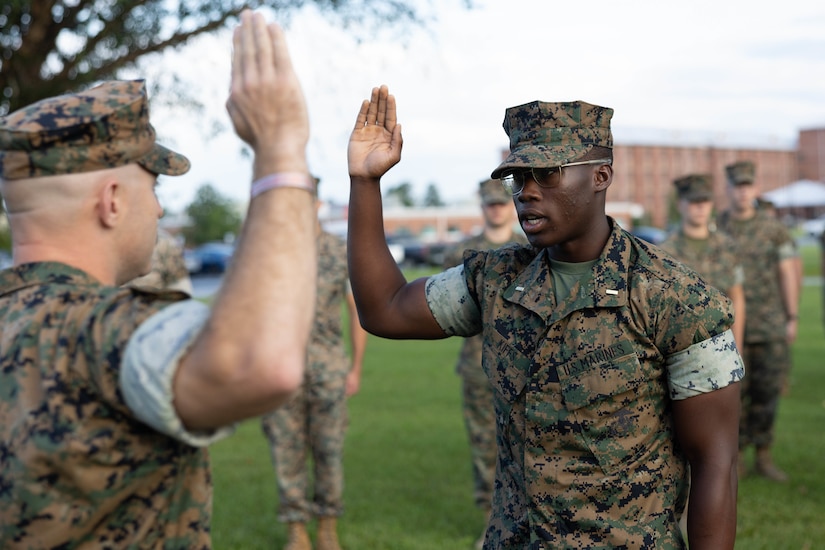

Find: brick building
<box><xmin>610</xmin><ymin>142</ymin><xmax>799</xmax><ymax>228</ymax></box>
<box><xmin>332</xmin><ymin>127</ymin><xmax>825</xmax><ymax>241</ymax></box>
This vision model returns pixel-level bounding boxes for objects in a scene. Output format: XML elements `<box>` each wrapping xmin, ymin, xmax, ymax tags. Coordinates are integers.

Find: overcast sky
<box><xmin>147</xmin><ymin>0</ymin><xmax>825</xmax><ymax>213</ymax></box>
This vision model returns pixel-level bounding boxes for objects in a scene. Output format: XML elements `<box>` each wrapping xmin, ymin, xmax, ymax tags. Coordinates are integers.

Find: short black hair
<box><xmin>580</xmin><ymin>146</ymin><xmax>613</xmax><ymax>162</ymax></box>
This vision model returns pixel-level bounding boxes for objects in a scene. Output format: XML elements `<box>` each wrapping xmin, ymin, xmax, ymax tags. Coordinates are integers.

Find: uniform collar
<box><xmin>501</xmin><ymin>219</ymin><xmax>630</xmax><ymax>324</ymax></box>
<box><xmin>0</xmin><ymin>262</ymin><xmax>103</xmax><ymax>297</ymax></box>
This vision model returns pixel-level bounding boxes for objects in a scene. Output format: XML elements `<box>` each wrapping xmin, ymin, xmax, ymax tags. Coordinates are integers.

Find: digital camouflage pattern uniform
<box><xmin>717</xmin><ymin>206</ymin><xmax>796</xmax><ymax>450</ymax></box>
<box><xmin>0</xmin><ymin>265</ymin><xmax>206</xmax><ymax>548</ymax></box>
<box><xmin>443</xmin><ymin>226</ymin><xmax>528</xmax><ymax>512</ymax></box>
<box><xmin>129</xmin><ymin>229</ymin><xmax>191</xmax><ymax>291</ymax></box>
<box><xmin>659</xmin><ymin>230</ymin><xmax>741</xmax><ymax>295</ymax></box>
<box><xmin>428</xmin><ymin>221</ymin><xmax>742</xmax><ymax>549</ymax></box>
<box><xmin>261</xmin><ymin>230</ymin><xmax>352</xmax><ymax>522</ymax></box>
<box><xmin>0</xmin><ymin>81</ymin><xmax>214</xmax><ymax>549</ymax></box>
<box><xmin>423</xmin><ymin>100</ymin><xmax>742</xmax><ymax>549</ymax></box>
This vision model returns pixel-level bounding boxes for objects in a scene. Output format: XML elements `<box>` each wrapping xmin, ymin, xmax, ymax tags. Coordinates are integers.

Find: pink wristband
<box><xmin>250</xmin><ymin>172</ymin><xmax>315</xmax><ymax>198</ymax></box>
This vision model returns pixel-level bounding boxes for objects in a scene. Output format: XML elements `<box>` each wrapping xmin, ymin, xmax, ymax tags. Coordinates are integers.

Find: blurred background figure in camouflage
<box><xmin>718</xmin><ymin>160</ymin><xmax>799</xmax><ymax>482</ymax></box>
<box><xmin>346</xmin><ymin>87</ymin><xmax>743</xmax><ymax>549</ymax></box>
<box><xmin>127</xmin><ymin>228</ymin><xmax>193</xmax><ymax>293</ymax></box>
<box><xmin>659</xmin><ymin>173</ymin><xmax>747</xmax><ymax>537</ymax></box>
<box><xmin>660</xmin><ymin>174</ymin><xmax>746</xmax><ymax>347</ymax></box>
<box><xmin>0</xmin><ymin>11</ymin><xmax>317</xmax><ymax>548</ymax></box>
<box><xmin>442</xmin><ymin>177</ymin><xmax>526</xmax><ymax>550</ymax></box>
<box><xmin>260</xmin><ymin>177</ymin><xmax>368</xmax><ymax>550</ymax></box>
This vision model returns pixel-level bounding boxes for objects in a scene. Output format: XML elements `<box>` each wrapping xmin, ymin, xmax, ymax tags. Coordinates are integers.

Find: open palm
<box><xmin>347</xmin><ymin>85</ymin><xmax>403</xmax><ymax>179</ymax></box>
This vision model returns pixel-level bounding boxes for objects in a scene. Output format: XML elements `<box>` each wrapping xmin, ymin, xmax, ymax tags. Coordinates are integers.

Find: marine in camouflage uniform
<box><xmin>717</xmin><ymin>160</ymin><xmax>799</xmax><ymax>482</ymax></box>
<box><xmin>0</xmin><ymin>81</ymin><xmax>215</xmax><ymax>548</ymax></box>
<box><xmin>346</xmin><ymin>91</ymin><xmax>743</xmax><ymax>549</ymax></box>
<box><xmin>659</xmin><ymin>174</ymin><xmax>745</xmax><ymax>346</ymax></box>
<box><xmin>442</xmin><ymin>178</ymin><xmax>527</xmax><ymax>547</ymax></box>
<box><xmin>128</xmin><ymin>228</ymin><xmax>193</xmax><ymax>293</ymax></box>
<box><xmin>0</xmin><ymin>16</ymin><xmax>318</xmax><ymax>548</ymax></box>
<box><xmin>260</xmin><ymin>199</ymin><xmax>367</xmax><ymax>549</ymax></box>
<box><xmin>429</xmin><ymin>221</ymin><xmax>741</xmax><ymax>549</ymax></box>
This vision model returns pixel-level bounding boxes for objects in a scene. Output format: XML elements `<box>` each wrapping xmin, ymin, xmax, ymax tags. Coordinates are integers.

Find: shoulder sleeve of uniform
<box><xmin>121</xmin><ymin>299</ymin><xmax>236</xmax><ymax>447</ymax></box>
<box><xmin>425</xmin><ymin>265</ymin><xmax>481</xmax><ymax>336</ymax></box>
<box><xmin>666</xmin><ymin>329</ymin><xmax>744</xmax><ymax>400</ymax></box>
<box><xmin>654</xmin><ymin>265</ymin><xmax>735</xmax><ymax>354</ymax></box>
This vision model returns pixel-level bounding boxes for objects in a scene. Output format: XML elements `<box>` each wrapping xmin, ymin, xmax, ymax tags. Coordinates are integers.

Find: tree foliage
<box><xmin>423</xmin><ymin>182</ymin><xmax>444</xmax><ymax>207</ymax></box>
<box><xmin>384</xmin><ymin>181</ymin><xmax>414</xmax><ymax>207</ymax></box>
<box><xmin>183</xmin><ymin>183</ymin><xmax>242</xmax><ymax>245</ymax></box>
<box><xmin>0</xmin><ymin>0</ymin><xmax>472</xmax><ymax>115</ymax></box>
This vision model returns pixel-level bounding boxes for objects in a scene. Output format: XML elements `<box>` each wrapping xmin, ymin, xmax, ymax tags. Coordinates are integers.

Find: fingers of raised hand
<box><xmin>268</xmin><ymin>23</ymin><xmax>295</xmax><ymax>78</ymax></box>
<box><xmin>354</xmin><ymin>86</ymin><xmax>396</xmax><ymax>131</ymax></box>
<box><xmin>354</xmin><ymin>100</ymin><xmax>370</xmax><ymax>130</ymax></box>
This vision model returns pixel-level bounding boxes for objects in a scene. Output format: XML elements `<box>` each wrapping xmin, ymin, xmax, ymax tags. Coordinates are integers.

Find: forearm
<box><xmin>728</xmin><ymin>284</ymin><xmax>745</xmax><ymax>349</ymax></box>
<box><xmin>673</xmin><ymin>384</ymin><xmax>740</xmax><ymax>549</ymax></box>
<box><xmin>779</xmin><ymin>258</ymin><xmax>799</xmax><ymax>341</ymax></box>
<box><xmin>348</xmin><ymin>310</ymin><xmax>368</xmax><ymax>372</ymax></box>
<box><xmin>347</xmin><ymin>176</ymin><xmax>429</xmax><ymax>336</ymax></box>
<box><xmin>178</xmin><ymin>165</ymin><xmax>316</xmax><ymax>428</ymax></box>
<box><xmin>687</xmin><ymin>462</ymin><xmax>738</xmax><ymax>549</ymax></box>
<box><xmin>779</xmin><ymin>258</ymin><xmax>798</xmax><ymax>319</ymax></box>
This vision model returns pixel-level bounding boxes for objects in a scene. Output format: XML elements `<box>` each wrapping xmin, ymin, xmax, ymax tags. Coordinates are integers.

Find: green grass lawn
<box><xmin>211</xmin><ymin>262</ymin><xmax>825</xmax><ymax>549</ymax></box>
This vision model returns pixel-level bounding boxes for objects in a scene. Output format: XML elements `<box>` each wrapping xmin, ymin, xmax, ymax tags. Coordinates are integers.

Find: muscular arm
<box><xmin>673</xmin><ymin>383</ymin><xmax>740</xmax><ymax>550</ymax></box>
<box><xmin>346</xmin><ymin>86</ymin><xmax>446</xmax><ymax>339</ymax></box>
<box><xmin>173</xmin><ymin>12</ymin><xmax>315</xmax><ymax>429</ymax></box>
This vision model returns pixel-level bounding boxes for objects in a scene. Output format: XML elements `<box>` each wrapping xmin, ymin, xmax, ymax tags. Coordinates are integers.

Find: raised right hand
<box><xmin>347</xmin><ymin>85</ymin><xmax>403</xmax><ymax>180</ymax></box>
<box><xmin>226</xmin><ymin>10</ymin><xmax>309</xmax><ymax>175</ymax></box>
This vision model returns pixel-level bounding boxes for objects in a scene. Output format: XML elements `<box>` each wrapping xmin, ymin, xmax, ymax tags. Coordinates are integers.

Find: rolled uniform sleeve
<box><xmin>425</xmin><ymin>265</ymin><xmax>482</xmax><ymax>337</ymax></box>
<box><xmin>666</xmin><ymin>329</ymin><xmax>744</xmax><ymax>400</ymax></box>
<box><xmin>121</xmin><ymin>300</ymin><xmax>236</xmax><ymax>447</ymax></box>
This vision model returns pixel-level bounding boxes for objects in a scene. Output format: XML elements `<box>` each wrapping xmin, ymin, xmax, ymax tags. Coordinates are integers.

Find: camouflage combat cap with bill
<box><xmin>725</xmin><ymin>160</ymin><xmax>755</xmax><ymax>186</ymax></box>
<box><xmin>674</xmin><ymin>174</ymin><xmax>713</xmax><ymax>202</ymax></box>
<box><xmin>0</xmin><ymin>80</ymin><xmax>190</xmax><ymax>180</ymax></box>
<box><xmin>491</xmin><ymin>100</ymin><xmax>613</xmax><ymax>179</ymax></box>
<box><xmin>479</xmin><ymin>177</ymin><xmax>510</xmax><ymax>205</ymax></box>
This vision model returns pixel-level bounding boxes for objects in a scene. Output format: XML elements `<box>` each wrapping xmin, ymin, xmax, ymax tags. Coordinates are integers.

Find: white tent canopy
<box><xmin>762</xmin><ymin>180</ymin><xmax>825</xmax><ymax>208</ymax></box>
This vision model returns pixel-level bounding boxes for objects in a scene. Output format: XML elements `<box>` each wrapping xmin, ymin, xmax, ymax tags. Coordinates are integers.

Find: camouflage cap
<box><xmin>479</xmin><ymin>178</ymin><xmax>510</xmax><ymax>205</ymax></box>
<box><xmin>725</xmin><ymin>160</ymin><xmax>755</xmax><ymax>186</ymax></box>
<box><xmin>674</xmin><ymin>174</ymin><xmax>713</xmax><ymax>202</ymax></box>
<box><xmin>491</xmin><ymin>100</ymin><xmax>613</xmax><ymax>179</ymax></box>
<box><xmin>0</xmin><ymin>80</ymin><xmax>190</xmax><ymax>180</ymax></box>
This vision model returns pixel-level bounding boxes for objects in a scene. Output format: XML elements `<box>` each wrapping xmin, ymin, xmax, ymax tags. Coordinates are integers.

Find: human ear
<box><xmin>97</xmin><ymin>179</ymin><xmax>122</xmax><ymax>229</ymax></box>
<box><xmin>593</xmin><ymin>164</ymin><xmax>613</xmax><ymax>192</ymax></box>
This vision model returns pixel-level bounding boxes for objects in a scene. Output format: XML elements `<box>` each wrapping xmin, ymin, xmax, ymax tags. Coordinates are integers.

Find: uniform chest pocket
<box><xmin>560</xmin><ymin>352</ymin><xmax>664</xmax><ymax>475</ymax></box>
<box><xmin>483</xmin><ymin>327</ymin><xmax>533</xmax><ymax>407</ymax></box>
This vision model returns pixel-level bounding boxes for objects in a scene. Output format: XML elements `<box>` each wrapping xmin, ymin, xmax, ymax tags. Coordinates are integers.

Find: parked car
<box><xmin>387</xmin><ymin>238</ymin><xmax>450</xmax><ymax>267</ymax></box>
<box><xmin>800</xmin><ymin>214</ymin><xmax>825</xmax><ymax>238</ymax></box>
<box><xmin>187</xmin><ymin>242</ymin><xmax>234</xmax><ymax>274</ymax></box>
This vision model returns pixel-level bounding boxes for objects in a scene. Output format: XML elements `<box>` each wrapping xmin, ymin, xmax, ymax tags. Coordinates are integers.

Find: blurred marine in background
<box><xmin>717</xmin><ymin>160</ymin><xmax>799</xmax><ymax>482</ymax></box>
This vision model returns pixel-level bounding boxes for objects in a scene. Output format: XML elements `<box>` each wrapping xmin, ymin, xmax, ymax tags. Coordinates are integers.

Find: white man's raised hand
<box><xmin>348</xmin><ymin>85</ymin><xmax>403</xmax><ymax>180</ymax></box>
<box><xmin>226</xmin><ymin>10</ymin><xmax>309</xmax><ymax>174</ymax></box>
